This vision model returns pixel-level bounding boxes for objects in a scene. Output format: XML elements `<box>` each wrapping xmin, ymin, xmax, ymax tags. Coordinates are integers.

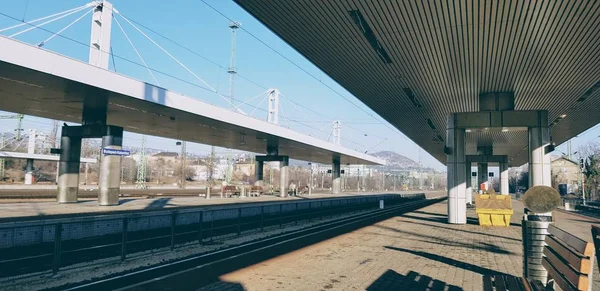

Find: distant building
<box><xmin>235</xmin><ymin>162</ymin><xmax>255</xmax><ymax>177</ymax></box>
<box><xmin>551</xmin><ymin>156</ymin><xmax>581</xmax><ymax>194</ymax></box>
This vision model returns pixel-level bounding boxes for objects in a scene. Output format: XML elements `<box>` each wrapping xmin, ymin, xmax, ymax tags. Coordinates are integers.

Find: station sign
<box><xmin>102</xmin><ymin>148</ymin><xmax>131</xmax><ymax>156</ymax></box>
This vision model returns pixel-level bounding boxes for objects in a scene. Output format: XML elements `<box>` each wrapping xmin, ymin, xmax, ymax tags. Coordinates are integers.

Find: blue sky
<box><xmin>0</xmin><ymin>0</ymin><xmax>598</xmax><ymax>171</ymax></box>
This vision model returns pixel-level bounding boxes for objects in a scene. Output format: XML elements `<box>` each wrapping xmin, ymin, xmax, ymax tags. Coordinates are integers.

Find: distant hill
<box><xmin>371</xmin><ymin>150</ymin><xmax>420</xmax><ymax>169</ymax></box>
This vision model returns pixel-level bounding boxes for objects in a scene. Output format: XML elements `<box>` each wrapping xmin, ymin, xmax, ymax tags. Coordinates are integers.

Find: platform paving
<box><xmin>198</xmin><ymin>199</ymin><xmax>600</xmax><ymax>291</ymax></box>
<box><xmin>0</xmin><ymin>190</ymin><xmax>442</xmax><ymax>221</ymax></box>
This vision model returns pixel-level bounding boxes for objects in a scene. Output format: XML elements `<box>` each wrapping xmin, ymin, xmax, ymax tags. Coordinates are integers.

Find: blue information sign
<box><xmin>102</xmin><ymin>148</ymin><xmax>130</xmax><ymax>156</ymax></box>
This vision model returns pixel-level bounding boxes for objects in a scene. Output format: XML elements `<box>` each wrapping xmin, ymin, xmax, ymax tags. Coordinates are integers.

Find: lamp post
<box><xmin>308</xmin><ymin>162</ymin><xmax>313</xmax><ymax>196</ymax></box>
<box><xmin>357</xmin><ymin>168</ymin><xmax>360</xmax><ymax>192</ymax></box>
<box><xmin>176</xmin><ymin>141</ymin><xmax>186</xmax><ymax>189</ymax></box>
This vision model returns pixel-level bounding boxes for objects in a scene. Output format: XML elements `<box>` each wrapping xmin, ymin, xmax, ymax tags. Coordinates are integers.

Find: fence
<box><xmin>0</xmin><ymin>193</ymin><xmax>425</xmax><ymax>277</ymax></box>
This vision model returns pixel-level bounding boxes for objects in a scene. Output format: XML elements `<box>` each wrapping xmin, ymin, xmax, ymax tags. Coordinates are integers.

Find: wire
<box><xmin>22</xmin><ymin>0</ymin><xmax>30</xmax><ymax>22</ymax></box>
<box><xmin>0</xmin><ymin>9</ymin><xmax>373</xmax><ymax>150</ymax></box>
<box><xmin>0</xmin><ymin>3</ymin><xmax>91</xmax><ymax>33</ymax></box>
<box><xmin>115</xmin><ymin>13</ymin><xmax>217</xmax><ymax>93</ymax></box>
<box><xmin>235</xmin><ymin>90</ymin><xmax>268</xmax><ymax>111</ymax></box>
<box><xmin>199</xmin><ymin>1</ymin><xmax>389</xmax><ymax>125</ymax></box>
<box><xmin>110</xmin><ymin>47</ymin><xmax>117</xmax><ymax>72</ymax></box>
<box><xmin>37</xmin><ymin>8</ymin><xmax>93</xmax><ymax>47</ymax></box>
<box><xmin>113</xmin><ymin>16</ymin><xmax>160</xmax><ymax>85</ymax></box>
<box><xmin>199</xmin><ymin>0</ymin><xmax>413</xmax><ymax>145</ymax></box>
<box><xmin>249</xmin><ymin>92</ymin><xmax>269</xmax><ymax>117</ymax></box>
<box><xmin>278</xmin><ymin>101</ymin><xmax>291</xmax><ymax>129</ymax></box>
<box><xmin>8</xmin><ymin>4</ymin><xmax>92</xmax><ymax>38</ymax></box>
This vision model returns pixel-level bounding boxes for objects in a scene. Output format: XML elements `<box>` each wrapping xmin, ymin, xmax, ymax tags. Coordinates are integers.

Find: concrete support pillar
<box><xmin>465</xmin><ymin>163</ymin><xmax>472</xmax><ymax>204</ymax></box>
<box><xmin>447</xmin><ymin>115</ymin><xmax>467</xmax><ymax>224</ymax></box>
<box><xmin>529</xmin><ymin>123</ymin><xmax>551</xmax><ymax>187</ymax></box>
<box><xmin>98</xmin><ymin>126</ymin><xmax>123</xmax><ymax>206</ymax></box>
<box><xmin>279</xmin><ymin>157</ymin><xmax>289</xmax><ymax>197</ymax></box>
<box><xmin>57</xmin><ymin>134</ymin><xmax>82</xmax><ymax>203</ymax></box>
<box><xmin>254</xmin><ymin>160</ymin><xmax>264</xmax><ymax>186</ymax></box>
<box><xmin>477</xmin><ymin>163</ymin><xmax>488</xmax><ymax>192</ymax></box>
<box><xmin>500</xmin><ymin>162</ymin><xmax>509</xmax><ymax>195</ymax></box>
<box><xmin>25</xmin><ymin>159</ymin><xmax>34</xmax><ymax>185</ymax></box>
<box><xmin>332</xmin><ymin>158</ymin><xmax>341</xmax><ymax>194</ymax></box>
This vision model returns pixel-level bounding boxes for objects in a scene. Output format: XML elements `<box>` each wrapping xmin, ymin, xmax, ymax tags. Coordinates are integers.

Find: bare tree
<box><xmin>50</xmin><ymin>120</ymin><xmax>59</xmax><ymax>148</ymax></box>
<box><xmin>205</xmin><ymin>146</ymin><xmax>217</xmax><ymax>186</ymax></box>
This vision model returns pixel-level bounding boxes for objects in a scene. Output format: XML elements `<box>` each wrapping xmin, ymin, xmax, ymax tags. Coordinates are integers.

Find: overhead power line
<box><xmin>0</xmin><ymin>6</ymin><xmax>376</xmax><ymax>150</ymax></box>
<box><xmin>198</xmin><ymin>0</ymin><xmax>413</xmax><ymax>145</ymax></box>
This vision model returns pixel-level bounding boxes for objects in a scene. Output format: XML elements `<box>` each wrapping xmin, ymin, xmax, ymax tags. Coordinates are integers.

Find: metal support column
<box><xmin>99</xmin><ymin>126</ymin><xmax>123</xmax><ymax>206</ymax></box>
<box><xmin>279</xmin><ymin>157</ymin><xmax>289</xmax><ymax>197</ymax></box>
<box><xmin>25</xmin><ymin>159</ymin><xmax>34</xmax><ymax>185</ymax></box>
<box><xmin>332</xmin><ymin>157</ymin><xmax>341</xmax><ymax>194</ymax></box>
<box><xmin>477</xmin><ymin>163</ymin><xmax>489</xmax><ymax>192</ymax></box>
<box><xmin>255</xmin><ymin>160</ymin><xmax>264</xmax><ymax>186</ymax></box>
<box><xmin>57</xmin><ymin>132</ymin><xmax>82</xmax><ymax>203</ymax></box>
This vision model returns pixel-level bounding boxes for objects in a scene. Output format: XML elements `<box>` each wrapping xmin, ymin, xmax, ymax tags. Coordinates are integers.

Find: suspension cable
<box><xmin>8</xmin><ymin>4</ymin><xmax>93</xmax><ymax>38</ymax></box>
<box><xmin>0</xmin><ymin>2</ymin><xmax>92</xmax><ymax>33</ymax></box>
<box><xmin>234</xmin><ymin>90</ymin><xmax>269</xmax><ymax>111</ymax></box>
<box><xmin>113</xmin><ymin>16</ymin><xmax>160</xmax><ymax>85</ymax></box>
<box><xmin>114</xmin><ymin>12</ymin><xmax>232</xmax><ymax>106</ymax></box>
<box><xmin>37</xmin><ymin>8</ymin><xmax>94</xmax><ymax>47</ymax></box>
<box><xmin>250</xmin><ymin>92</ymin><xmax>270</xmax><ymax>117</ymax></box>
<box><xmin>278</xmin><ymin>101</ymin><xmax>292</xmax><ymax>129</ymax></box>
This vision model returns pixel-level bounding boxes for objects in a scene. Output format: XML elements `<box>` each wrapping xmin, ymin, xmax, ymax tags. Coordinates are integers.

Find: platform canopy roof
<box><xmin>0</xmin><ymin>36</ymin><xmax>383</xmax><ymax>166</ymax></box>
<box><xmin>235</xmin><ymin>0</ymin><xmax>600</xmax><ymax>166</ymax></box>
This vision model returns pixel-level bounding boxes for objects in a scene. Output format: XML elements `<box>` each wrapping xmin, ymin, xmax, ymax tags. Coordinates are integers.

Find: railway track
<box><xmin>0</xmin><ymin>188</ymin><xmax>208</xmax><ymax>199</ymax></box>
<box><xmin>57</xmin><ymin>197</ymin><xmax>445</xmax><ymax>291</ymax></box>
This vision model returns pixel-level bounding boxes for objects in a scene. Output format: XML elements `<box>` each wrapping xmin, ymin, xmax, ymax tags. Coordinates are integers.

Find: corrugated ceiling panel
<box><xmin>236</xmin><ymin>0</ymin><xmax>600</xmax><ymax>166</ymax></box>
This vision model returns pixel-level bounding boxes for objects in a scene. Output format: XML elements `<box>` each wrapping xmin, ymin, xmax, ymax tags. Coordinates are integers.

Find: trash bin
<box><xmin>522</xmin><ymin>209</ymin><xmax>552</xmax><ymax>285</ymax></box>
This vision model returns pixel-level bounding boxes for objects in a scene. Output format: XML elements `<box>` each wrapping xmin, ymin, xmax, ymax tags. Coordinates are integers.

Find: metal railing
<box><xmin>0</xmin><ymin>193</ymin><xmax>425</xmax><ymax>277</ymax></box>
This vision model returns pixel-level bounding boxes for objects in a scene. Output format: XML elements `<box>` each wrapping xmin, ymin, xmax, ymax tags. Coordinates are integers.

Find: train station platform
<box><xmin>199</xmin><ymin>199</ymin><xmax>600</xmax><ymax>291</ymax></box>
<box><xmin>0</xmin><ymin>190</ymin><xmax>442</xmax><ymax>222</ymax></box>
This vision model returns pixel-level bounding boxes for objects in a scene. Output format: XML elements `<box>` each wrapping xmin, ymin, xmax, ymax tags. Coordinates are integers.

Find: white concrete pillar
<box><xmin>500</xmin><ymin>162</ymin><xmax>509</xmax><ymax>195</ymax></box>
<box><xmin>57</xmin><ymin>133</ymin><xmax>81</xmax><ymax>203</ymax></box>
<box><xmin>89</xmin><ymin>1</ymin><xmax>113</xmax><ymax>69</ymax></box>
<box><xmin>99</xmin><ymin>126</ymin><xmax>123</xmax><ymax>206</ymax></box>
<box><xmin>477</xmin><ymin>163</ymin><xmax>488</xmax><ymax>192</ymax></box>
<box><xmin>447</xmin><ymin>115</ymin><xmax>467</xmax><ymax>224</ymax></box>
<box><xmin>279</xmin><ymin>157</ymin><xmax>289</xmax><ymax>197</ymax></box>
<box><xmin>332</xmin><ymin>158</ymin><xmax>341</xmax><ymax>194</ymax></box>
<box><xmin>529</xmin><ymin>125</ymin><xmax>551</xmax><ymax>187</ymax></box>
<box><xmin>25</xmin><ymin>159</ymin><xmax>33</xmax><ymax>185</ymax></box>
<box><xmin>465</xmin><ymin>163</ymin><xmax>472</xmax><ymax>204</ymax></box>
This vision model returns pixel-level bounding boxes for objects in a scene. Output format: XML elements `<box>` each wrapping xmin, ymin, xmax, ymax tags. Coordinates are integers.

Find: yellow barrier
<box><xmin>474</xmin><ymin>194</ymin><xmax>514</xmax><ymax>227</ymax></box>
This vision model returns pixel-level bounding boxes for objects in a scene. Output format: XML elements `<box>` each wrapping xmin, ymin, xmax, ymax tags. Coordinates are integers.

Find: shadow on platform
<box><xmin>118</xmin><ymin>198</ymin><xmax>137</xmax><ymax>205</ymax></box>
<box><xmin>367</xmin><ymin>269</ymin><xmax>463</xmax><ymax>291</ymax></box>
<box><xmin>198</xmin><ymin>280</ymin><xmax>245</xmax><ymax>291</ymax></box>
<box><xmin>384</xmin><ymin>246</ymin><xmax>509</xmax><ymax>276</ymax></box>
<box><xmin>144</xmin><ymin>198</ymin><xmax>173</xmax><ymax>210</ymax></box>
<box><xmin>400</xmin><ymin>219</ymin><xmax>521</xmax><ymax>242</ymax></box>
<box><xmin>400</xmin><ymin>213</ymin><xmax>480</xmax><ymax>226</ymax></box>
<box><xmin>373</xmin><ymin>224</ymin><xmax>515</xmax><ymax>255</ymax></box>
